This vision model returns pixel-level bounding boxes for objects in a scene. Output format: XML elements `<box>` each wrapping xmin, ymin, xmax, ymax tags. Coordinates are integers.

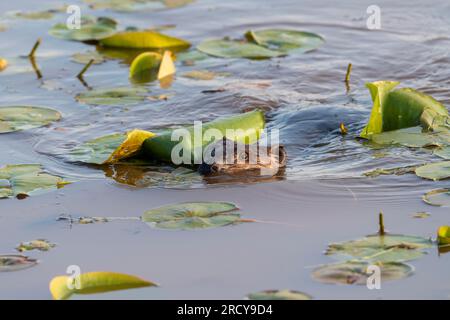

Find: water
<box><xmin>0</xmin><ymin>0</ymin><xmax>449</xmax><ymax>299</ymax></box>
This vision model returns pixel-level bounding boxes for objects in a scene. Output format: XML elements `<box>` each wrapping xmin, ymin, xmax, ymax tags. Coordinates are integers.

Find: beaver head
<box><xmin>198</xmin><ymin>138</ymin><xmax>287</xmax><ymax>177</ymax></box>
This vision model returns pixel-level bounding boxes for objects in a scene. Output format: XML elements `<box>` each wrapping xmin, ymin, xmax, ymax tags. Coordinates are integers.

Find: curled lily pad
<box><xmin>100</xmin><ymin>31</ymin><xmax>190</xmax><ymax>49</ymax></box>
<box><xmin>75</xmin><ymin>87</ymin><xmax>148</xmax><ymax>106</ymax></box>
<box><xmin>325</xmin><ymin>234</ymin><xmax>432</xmax><ymax>263</ymax></box>
<box><xmin>360</xmin><ymin>81</ymin><xmax>449</xmax><ymax>139</ymax></box>
<box><xmin>129</xmin><ymin>51</ymin><xmax>175</xmax><ymax>83</ymax></box>
<box><xmin>0</xmin><ymin>106</ymin><xmax>61</xmax><ymax>133</ymax></box>
<box><xmin>0</xmin><ymin>164</ymin><xmax>69</xmax><ymax>199</ymax></box>
<box><xmin>247</xmin><ymin>289</ymin><xmax>312</xmax><ymax>300</ymax></box>
<box><xmin>0</xmin><ymin>255</ymin><xmax>38</xmax><ymax>272</ymax></box>
<box><xmin>142</xmin><ymin>202</ymin><xmax>242</xmax><ymax>230</ymax></box>
<box><xmin>49</xmin><ymin>271</ymin><xmax>157</xmax><ymax>300</ymax></box>
<box><xmin>415</xmin><ymin>161</ymin><xmax>450</xmax><ymax>181</ymax></box>
<box><xmin>49</xmin><ymin>16</ymin><xmax>117</xmax><ymax>41</ymax></box>
<box><xmin>245</xmin><ymin>29</ymin><xmax>324</xmax><ymax>53</ymax></box>
<box><xmin>312</xmin><ymin>261</ymin><xmax>413</xmax><ymax>285</ymax></box>
<box><xmin>68</xmin><ymin>129</ymin><xmax>155</xmax><ymax>165</ymax></box>
<box><xmin>16</xmin><ymin>239</ymin><xmax>55</xmax><ymax>252</ymax></box>
<box><xmin>71</xmin><ymin>51</ymin><xmax>107</xmax><ymax>64</ymax></box>
<box><xmin>197</xmin><ymin>39</ymin><xmax>283</xmax><ymax>59</ymax></box>
<box><xmin>438</xmin><ymin>226</ymin><xmax>450</xmax><ymax>245</ymax></box>
<box><xmin>422</xmin><ymin>188</ymin><xmax>450</xmax><ymax>207</ymax></box>
<box><xmin>103</xmin><ymin>165</ymin><xmax>203</xmax><ymax>189</ymax></box>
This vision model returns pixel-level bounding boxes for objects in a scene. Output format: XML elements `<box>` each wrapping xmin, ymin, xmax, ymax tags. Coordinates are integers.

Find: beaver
<box><xmin>197</xmin><ymin>138</ymin><xmax>287</xmax><ymax>177</ymax></box>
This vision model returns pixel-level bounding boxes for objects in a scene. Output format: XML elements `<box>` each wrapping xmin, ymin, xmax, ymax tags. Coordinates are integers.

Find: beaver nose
<box><xmin>198</xmin><ymin>163</ymin><xmax>219</xmax><ymax>175</ymax></box>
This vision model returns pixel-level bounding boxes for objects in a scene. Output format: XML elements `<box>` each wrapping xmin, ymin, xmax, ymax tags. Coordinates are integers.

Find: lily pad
<box><xmin>16</xmin><ymin>239</ymin><xmax>55</xmax><ymax>252</ymax></box>
<box><xmin>100</xmin><ymin>31</ymin><xmax>190</xmax><ymax>49</ymax></box>
<box><xmin>360</xmin><ymin>81</ymin><xmax>449</xmax><ymax>139</ymax></box>
<box><xmin>434</xmin><ymin>147</ymin><xmax>450</xmax><ymax>160</ymax></box>
<box><xmin>312</xmin><ymin>261</ymin><xmax>413</xmax><ymax>285</ymax></box>
<box><xmin>71</xmin><ymin>51</ymin><xmax>108</xmax><ymax>64</ymax></box>
<box><xmin>68</xmin><ymin>129</ymin><xmax>155</xmax><ymax>165</ymax></box>
<box><xmin>14</xmin><ymin>11</ymin><xmax>54</xmax><ymax>20</ymax></box>
<box><xmin>371</xmin><ymin>126</ymin><xmax>449</xmax><ymax>148</ymax></box>
<box><xmin>182</xmin><ymin>70</ymin><xmax>227</xmax><ymax>80</ymax></box>
<box><xmin>0</xmin><ymin>106</ymin><xmax>61</xmax><ymax>133</ymax></box>
<box><xmin>415</xmin><ymin>161</ymin><xmax>450</xmax><ymax>181</ymax></box>
<box><xmin>0</xmin><ymin>164</ymin><xmax>69</xmax><ymax>199</ymax></box>
<box><xmin>129</xmin><ymin>52</ymin><xmax>162</xmax><ymax>81</ymax></box>
<box><xmin>0</xmin><ymin>255</ymin><xmax>38</xmax><ymax>272</ymax></box>
<box><xmin>84</xmin><ymin>0</ymin><xmax>193</xmax><ymax>12</ymax></box>
<box><xmin>49</xmin><ymin>271</ymin><xmax>157</xmax><ymax>300</ymax></box>
<box><xmin>142</xmin><ymin>202</ymin><xmax>242</xmax><ymax>230</ymax></box>
<box><xmin>197</xmin><ymin>39</ymin><xmax>284</xmax><ymax>59</ymax></box>
<box><xmin>75</xmin><ymin>87</ymin><xmax>148</xmax><ymax>106</ymax></box>
<box><xmin>245</xmin><ymin>29</ymin><xmax>324</xmax><ymax>53</ymax></box>
<box><xmin>247</xmin><ymin>289</ymin><xmax>312</xmax><ymax>300</ymax></box>
<box><xmin>49</xmin><ymin>16</ymin><xmax>117</xmax><ymax>41</ymax></box>
<box><xmin>422</xmin><ymin>188</ymin><xmax>450</xmax><ymax>207</ymax></box>
<box><xmin>325</xmin><ymin>234</ymin><xmax>432</xmax><ymax>263</ymax></box>
<box><xmin>363</xmin><ymin>165</ymin><xmax>417</xmax><ymax>178</ymax></box>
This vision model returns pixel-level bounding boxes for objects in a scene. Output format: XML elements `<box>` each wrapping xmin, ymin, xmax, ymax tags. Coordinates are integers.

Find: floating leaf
<box><xmin>412</xmin><ymin>212</ymin><xmax>430</xmax><ymax>219</ymax></box>
<box><xmin>312</xmin><ymin>261</ymin><xmax>413</xmax><ymax>285</ymax></box>
<box><xmin>49</xmin><ymin>271</ymin><xmax>157</xmax><ymax>300</ymax></box>
<box><xmin>16</xmin><ymin>239</ymin><xmax>55</xmax><ymax>252</ymax></box>
<box><xmin>68</xmin><ymin>133</ymin><xmax>126</xmax><ymax>165</ymax></box>
<box><xmin>49</xmin><ymin>16</ymin><xmax>117</xmax><ymax>41</ymax></box>
<box><xmin>363</xmin><ymin>165</ymin><xmax>417</xmax><ymax>178</ymax></box>
<box><xmin>129</xmin><ymin>52</ymin><xmax>162</xmax><ymax>81</ymax></box>
<box><xmin>0</xmin><ymin>255</ymin><xmax>38</xmax><ymax>272</ymax></box>
<box><xmin>182</xmin><ymin>70</ymin><xmax>227</xmax><ymax>80</ymax></box>
<box><xmin>438</xmin><ymin>226</ymin><xmax>450</xmax><ymax>245</ymax></box>
<box><xmin>14</xmin><ymin>11</ymin><xmax>54</xmax><ymax>20</ymax></box>
<box><xmin>0</xmin><ymin>164</ymin><xmax>69</xmax><ymax>199</ymax></box>
<box><xmin>371</xmin><ymin>126</ymin><xmax>449</xmax><ymax>148</ymax></box>
<box><xmin>0</xmin><ymin>106</ymin><xmax>61</xmax><ymax>134</ymax></box>
<box><xmin>104</xmin><ymin>165</ymin><xmax>203</xmax><ymax>189</ymax></box>
<box><xmin>71</xmin><ymin>51</ymin><xmax>107</xmax><ymax>64</ymax></box>
<box><xmin>423</xmin><ymin>188</ymin><xmax>450</xmax><ymax>207</ymax></box>
<box><xmin>84</xmin><ymin>0</ymin><xmax>193</xmax><ymax>12</ymax></box>
<box><xmin>75</xmin><ymin>87</ymin><xmax>148</xmax><ymax>106</ymax></box>
<box><xmin>415</xmin><ymin>161</ymin><xmax>450</xmax><ymax>181</ymax></box>
<box><xmin>245</xmin><ymin>29</ymin><xmax>324</xmax><ymax>53</ymax></box>
<box><xmin>57</xmin><ymin>214</ymin><xmax>109</xmax><ymax>225</ymax></box>
<box><xmin>106</xmin><ymin>129</ymin><xmax>156</xmax><ymax>163</ymax></box>
<box><xmin>0</xmin><ymin>58</ymin><xmax>8</xmax><ymax>71</ymax></box>
<box><xmin>360</xmin><ymin>81</ymin><xmax>449</xmax><ymax>139</ymax></box>
<box><xmin>434</xmin><ymin>147</ymin><xmax>450</xmax><ymax>160</ymax></box>
<box><xmin>100</xmin><ymin>31</ymin><xmax>190</xmax><ymax>49</ymax></box>
<box><xmin>142</xmin><ymin>202</ymin><xmax>242</xmax><ymax>230</ymax></box>
<box><xmin>197</xmin><ymin>39</ymin><xmax>283</xmax><ymax>59</ymax></box>
<box><xmin>247</xmin><ymin>289</ymin><xmax>312</xmax><ymax>300</ymax></box>
<box><xmin>325</xmin><ymin>234</ymin><xmax>432</xmax><ymax>263</ymax></box>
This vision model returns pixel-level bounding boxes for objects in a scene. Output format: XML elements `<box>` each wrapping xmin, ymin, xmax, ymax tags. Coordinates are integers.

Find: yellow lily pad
<box><xmin>438</xmin><ymin>226</ymin><xmax>450</xmax><ymax>245</ymax></box>
<box><xmin>100</xmin><ymin>31</ymin><xmax>190</xmax><ymax>49</ymax></box>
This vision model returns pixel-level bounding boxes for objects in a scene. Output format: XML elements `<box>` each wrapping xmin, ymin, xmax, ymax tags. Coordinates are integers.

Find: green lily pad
<box><xmin>423</xmin><ymin>189</ymin><xmax>450</xmax><ymax>207</ymax></box>
<box><xmin>49</xmin><ymin>16</ymin><xmax>117</xmax><ymax>41</ymax></box>
<box><xmin>100</xmin><ymin>31</ymin><xmax>190</xmax><ymax>49</ymax></box>
<box><xmin>325</xmin><ymin>234</ymin><xmax>432</xmax><ymax>263</ymax></box>
<box><xmin>71</xmin><ymin>51</ymin><xmax>108</xmax><ymax>64</ymax></box>
<box><xmin>84</xmin><ymin>0</ymin><xmax>193</xmax><ymax>12</ymax></box>
<box><xmin>245</xmin><ymin>29</ymin><xmax>324</xmax><ymax>53</ymax></box>
<box><xmin>14</xmin><ymin>11</ymin><xmax>55</xmax><ymax>20</ymax></box>
<box><xmin>312</xmin><ymin>261</ymin><xmax>413</xmax><ymax>285</ymax></box>
<box><xmin>75</xmin><ymin>87</ymin><xmax>148</xmax><ymax>106</ymax></box>
<box><xmin>68</xmin><ymin>133</ymin><xmax>126</xmax><ymax>165</ymax></box>
<box><xmin>16</xmin><ymin>239</ymin><xmax>56</xmax><ymax>252</ymax></box>
<box><xmin>50</xmin><ymin>271</ymin><xmax>157</xmax><ymax>300</ymax></box>
<box><xmin>197</xmin><ymin>39</ymin><xmax>284</xmax><ymax>59</ymax></box>
<box><xmin>363</xmin><ymin>165</ymin><xmax>418</xmax><ymax>178</ymax></box>
<box><xmin>0</xmin><ymin>106</ymin><xmax>61</xmax><ymax>133</ymax></box>
<box><xmin>370</xmin><ymin>126</ymin><xmax>449</xmax><ymax>148</ymax></box>
<box><xmin>247</xmin><ymin>289</ymin><xmax>312</xmax><ymax>300</ymax></box>
<box><xmin>0</xmin><ymin>255</ymin><xmax>38</xmax><ymax>272</ymax></box>
<box><xmin>142</xmin><ymin>202</ymin><xmax>242</xmax><ymax>230</ymax></box>
<box><xmin>360</xmin><ymin>81</ymin><xmax>449</xmax><ymax>139</ymax></box>
<box><xmin>0</xmin><ymin>164</ymin><xmax>69</xmax><ymax>199</ymax></box>
<box><xmin>415</xmin><ymin>161</ymin><xmax>450</xmax><ymax>181</ymax></box>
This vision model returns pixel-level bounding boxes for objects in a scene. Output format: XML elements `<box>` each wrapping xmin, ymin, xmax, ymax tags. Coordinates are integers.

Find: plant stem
<box><xmin>28</xmin><ymin>38</ymin><xmax>41</xmax><ymax>58</ymax></box>
<box><xmin>76</xmin><ymin>59</ymin><xmax>94</xmax><ymax>79</ymax></box>
<box><xmin>378</xmin><ymin>212</ymin><xmax>385</xmax><ymax>235</ymax></box>
<box><xmin>345</xmin><ymin>63</ymin><xmax>352</xmax><ymax>82</ymax></box>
